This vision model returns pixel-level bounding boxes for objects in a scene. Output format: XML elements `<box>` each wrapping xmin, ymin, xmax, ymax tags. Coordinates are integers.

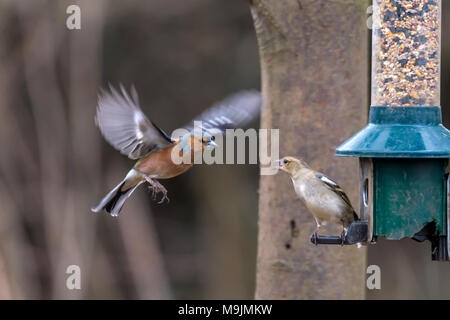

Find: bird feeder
<box><xmin>336</xmin><ymin>0</ymin><xmax>450</xmax><ymax>260</ymax></box>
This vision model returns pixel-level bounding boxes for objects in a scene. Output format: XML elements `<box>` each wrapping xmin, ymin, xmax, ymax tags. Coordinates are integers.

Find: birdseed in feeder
<box><xmin>371</xmin><ymin>0</ymin><xmax>440</xmax><ymax>106</ymax></box>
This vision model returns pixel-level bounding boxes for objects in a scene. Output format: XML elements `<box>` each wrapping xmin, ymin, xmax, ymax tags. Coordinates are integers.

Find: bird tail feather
<box><xmin>91</xmin><ymin>169</ymin><xmax>143</xmax><ymax>216</ymax></box>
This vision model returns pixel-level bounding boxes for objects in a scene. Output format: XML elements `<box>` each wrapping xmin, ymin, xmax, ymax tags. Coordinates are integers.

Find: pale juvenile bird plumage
<box><xmin>278</xmin><ymin>156</ymin><xmax>359</xmax><ymax>244</ymax></box>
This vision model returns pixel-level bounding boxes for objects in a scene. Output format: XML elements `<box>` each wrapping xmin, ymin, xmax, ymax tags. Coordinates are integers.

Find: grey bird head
<box><xmin>178</xmin><ymin>128</ymin><xmax>218</xmax><ymax>154</ymax></box>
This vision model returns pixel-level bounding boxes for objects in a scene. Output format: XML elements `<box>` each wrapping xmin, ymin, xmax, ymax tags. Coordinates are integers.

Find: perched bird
<box><xmin>277</xmin><ymin>156</ymin><xmax>359</xmax><ymax>244</ymax></box>
<box><xmin>92</xmin><ymin>85</ymin><xmax>261</xmax><ymax>216</ymax></box>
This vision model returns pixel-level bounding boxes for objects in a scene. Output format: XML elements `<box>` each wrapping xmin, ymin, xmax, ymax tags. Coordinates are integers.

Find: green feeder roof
<box><xmin>336</xmin><ymin>106</ymin><xmax>450</xmax><ymax>158</ymax></box>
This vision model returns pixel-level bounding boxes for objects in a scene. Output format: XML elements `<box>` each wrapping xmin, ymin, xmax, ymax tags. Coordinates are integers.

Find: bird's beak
<box><xmin>207</xmin><ymin>140</ymin><xmax>218</xmax><ymax>148</ymax></box>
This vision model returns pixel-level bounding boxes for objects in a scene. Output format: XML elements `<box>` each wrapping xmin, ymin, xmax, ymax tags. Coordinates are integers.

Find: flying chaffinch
<box><xmin>277</xmin><ymin>156</ymin><xmax>359</xmax><ymax>245</ymax></box>
<box><xmin>92</xmin><ymin>85</ymin><xmax>261</xmax><ymax>216</ymax></box>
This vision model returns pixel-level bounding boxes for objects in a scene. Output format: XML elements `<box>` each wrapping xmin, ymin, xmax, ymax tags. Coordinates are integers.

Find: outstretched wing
<box><xmin>95</xmin><ymin>84</ymin><xmax>173</xmax><ymax>160</ymax></box>
<box><xmin>184</xmin><ymin>90</ymin><xmax>261</xmax><ymax>134</ymax></box>
<box><xmin>315</xmin><ymin>173</ymin><xmax>355</xmax><ymax>210</ymax></box>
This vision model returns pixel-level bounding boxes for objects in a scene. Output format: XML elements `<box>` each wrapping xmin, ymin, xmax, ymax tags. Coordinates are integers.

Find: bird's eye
<box><xmin>283</xmin><ymin>159</ymin><xmax>288</xmax><ymax>164</ymax></box>
<box><xmin>211</xmin><ymin>136</ymin><xmax>215</xmax><ymax>141</ymax></box>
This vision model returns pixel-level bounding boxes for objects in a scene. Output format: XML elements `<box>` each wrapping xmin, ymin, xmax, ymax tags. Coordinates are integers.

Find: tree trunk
<box><xmin>251</xmin><ymin>0</ymin><xmax>369</xmax><ymax>299</ymax></box>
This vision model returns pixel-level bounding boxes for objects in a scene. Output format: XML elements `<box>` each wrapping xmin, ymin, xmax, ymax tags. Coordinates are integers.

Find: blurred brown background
<box><xmin>0</xmin><ymin>0</ymin><xmax>450</xmax><ymax>300</ymax></box>
<box><xmin>0</xmin><ymin>0</ymin><xmax>259</xmax><ymax>299</ymax></box>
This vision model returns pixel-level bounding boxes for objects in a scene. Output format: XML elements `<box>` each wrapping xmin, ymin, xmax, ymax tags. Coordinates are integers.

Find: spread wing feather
<box><xmin>95</xmin><ymin>84</ymin><xmax>173</xmax><ymax>160</ymax></box>
<box><xmin>184</xmin><ymin>90</ymin><xmax>261</xmax><ymax>134</ymax></box>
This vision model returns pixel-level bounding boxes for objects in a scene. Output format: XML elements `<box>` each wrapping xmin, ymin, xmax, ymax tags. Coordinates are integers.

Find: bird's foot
<box><xmin>145</xmin><ymin>177</ymin><xmax>170</xmax><ymax>204</ymax></box>
<box><xmin>340</xmin><ymin>229</ymin><xmax>346</xmax><ymax>246</ymax></box>
<box><xmin>147</xmin><ymin>185</ymin><xmax>157</xmax><ymax>200</ymax></box>
<box><xmin>158</xmin><ymin>190</ymin><xmax>170</xmax><ymax>204</ymax></box>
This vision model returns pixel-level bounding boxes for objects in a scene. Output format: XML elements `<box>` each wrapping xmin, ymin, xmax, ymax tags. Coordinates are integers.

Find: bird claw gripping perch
<box><xmin>309</xmin><ymin>221</ymin><xmax>369</xmax><ymax>246</ymax></box>
<box><xmin>340</xmin><ymin>229</ymin><xmax>346</xmax><ymax>247</ymax></box>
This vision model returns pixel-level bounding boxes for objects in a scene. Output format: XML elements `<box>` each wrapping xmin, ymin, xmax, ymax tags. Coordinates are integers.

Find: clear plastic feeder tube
<box><xmin>371</xmin><ymin>0</ymin><xmax>441</xmax><ymax>106</ymax></box>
